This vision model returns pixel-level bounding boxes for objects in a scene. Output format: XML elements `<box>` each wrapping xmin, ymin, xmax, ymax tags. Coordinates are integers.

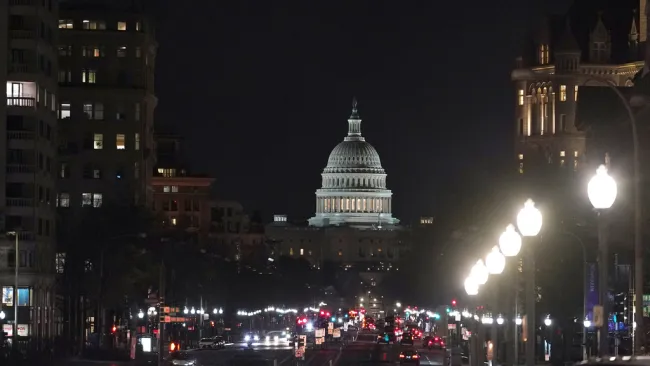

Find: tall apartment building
<box><xmin>0</xmin><ymin>0</ymin><xmax>59</xmax><ymax>344</ymax></box>
<box><xmin>56</xmin><ymin>0</ymin><xmax>157</xmax><ymax>219</ymax></box>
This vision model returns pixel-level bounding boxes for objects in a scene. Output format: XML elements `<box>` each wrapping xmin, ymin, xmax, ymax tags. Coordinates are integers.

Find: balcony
<box><xmin>6</xmin><ymin>198</ymin><xmax>34</xmax><ymax>207</ymax></box>
<box><xmin>9</xmin><ymin>29</ymin><xmax>35</xmax><ymax>39</ymax></box>
<box><xmin>6</xmin><ymin>164</ymin><xmax>35</xmax><ymax>174</ymax></box>
<box><xmin>8</xmin><ymin>63</ymin><xmax>30</xmax><ymax>73</ymax></box>
<box><xmin>8</xmin><ymin>131</ymin><xmax>35</xmax><ymax>140</ymax></box>
<box><xmin>7</xmin><ymin>97</ymin><xmax>35</xmax><ymax>108</ymax></box>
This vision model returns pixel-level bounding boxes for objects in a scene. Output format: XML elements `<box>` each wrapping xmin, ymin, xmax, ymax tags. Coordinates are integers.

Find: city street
<box><xmin>59</xmin><ymin>333</ymin><xmax>447</xmax><ymax>365</ymax></box>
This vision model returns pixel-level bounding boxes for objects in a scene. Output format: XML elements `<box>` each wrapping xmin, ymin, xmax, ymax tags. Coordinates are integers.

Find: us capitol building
<box><xmin>266</xmin><ymin>99</ymin><xmax>410</xmax><ymax>282</ymax></box>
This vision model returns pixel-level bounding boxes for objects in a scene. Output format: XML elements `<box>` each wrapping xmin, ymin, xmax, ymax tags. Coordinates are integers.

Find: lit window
<box><xmin>117</xmin><ymin>21</ymin><xmax>127</xmax><ymax>31</ymax></box>
<box><xmin>55</xmin><ymin>253</ymin><xmax>66</xmax><ymax>274</ymax></box>
<box><xmin>518</xmin><ymin>90</ymin><xmax>524</xmax><ymax>106</ymax></box>
<box><xmin>574</xmin><ymin>85</ymin><xmax>579</xmax><ymax>101</ymax></box>
<box><xmin>59</xmin><ymin>193</ymin><xmax>70</xmax><ymax>207</ymax></box>
<box><xmin>82</xmin><ymin>69</ymin><xmax>97</xmax><ymax>84</ymax></box>
<box><xmin>135</xmin><ymin>103</ymin><xmax>141</xmax><ymax>121</ymax></box>
<box><xmin>82</xmin><ymin>46</ymin><xmax>104</xmax><ymax>58</ymax></box>
<box><xmin>574</xmin><ymin>151</ymin><xmax>579</xmax><ymax>157</ymax></box>
<box><xmin>116</xmin><ymin>134</ymin><xmax>126</xmax><ymax>149</ymax></box>
<box><xmin>560</xmin><ymin>85</ymin><xmax>567</xmax><ymax>101</ymax></box>
<box><xmin>172</xmin><ymin>218</ymin><xmax>177</xmax><ymax>226</ymax></box>
<box><xmin>560</xmin><ymin>151</ymin><xmax>566</xmax><ymax>157</ymax></box>
<box><xmin>338</xmin><ymin>249</ymin><xmax>343</xmax><ymax>256</ymax></box>
<box><xmin>93</xmin><ymin>168</ymin><xmax>101</xmax><ymax>179</ymax></box>
<box><xmin>134</xmin><ymin>162</ymin><xmax>140</xmax><ymax>179</ymax></box>
<box><xmin>171</xmin><ymin>186</ymin><xmax>179</xmax><ymax>193</ymax></box>
<box><xmin>539</xmin><ymin>44</ymin><xmax>549</xmax><ymax>64</ymax></box>
<box><xmin>93</xmin><ymin>193</ymin><xmax>103</xmax><ymax>208</ymax></box>
<box><xmin>135</xmin><ymin>21</ymin><xmax>141</xmax><ymax>31</ymax></box>
<box><xmin>163</xmin><ymin>186</ymin><xmax>170</xmax><ymax>193</ymax></box>
<box><xmin>17</xmin><ymin>288</ymin><xmax>30</xmax><ymax>306</ymax></box>
<box><xmin>82</xmin><ymin>193</ymin><xmax>92</xmax><ymax>206</ymax></box>
<box><xmin>117</xmin><ymin>46</ymin><xmax>127</xmax><ymax>57</ymax></box>
<box><xmin>519</xmin><ymin>162</ymin><xmax>524</xmax><ymax>174</ymax></box>
<box><xmin>59</xmin><ymin>103</ymin><xmax>71</xmax><ymax>119</ymax></box>
<box><xmin>82</xmin><ymin>20</ymin><xmax>106</xmax><ymax>30</ymax></box>
<box><xmin>2</xmin><ymin>287</ymin><xmax>13</xmax><ymax>306</ymax></box>
<box><xmin>135</xmin><ymin>133</ymin><xmax>140</xmax><ymax>150</ymax></box>
<box><xmin>518</xmin><ymin>154</ymin><xmax>524</xmax><ymax>160</ymax></box>
<box><xmin>157</xmin><ymin>168</ymin><xmax>177</xmax><ymax>178</ymax></box>
<box><xmin>289</xmin><ymin>248</ymin><xmax>294</xmax><ymax>256</ymax></box>
<box><xmin>95</xmin><ymin>103</ymin><xmax>104</xmax><ymax>120</ymax></box>
<box><xmin>93</xmin><ymin>133</ymin><xmax>103</xmax><ymax>149</ymax></box>
<box><xmin>300</xmin><ymin>248</ymin><xmax>304</xmax><ymax>256</ymax></box>
<box><xmin>58</xmin><ymin>19</ymin><xmax>74</xmax><ymax>29</ymax></box>
<box><xmin>135</xmin><ymin>47</ymin><xmax>141</xmax><ymax>58</ymax></box>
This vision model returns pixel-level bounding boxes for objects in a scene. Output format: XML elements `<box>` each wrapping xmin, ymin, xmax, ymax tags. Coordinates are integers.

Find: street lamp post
<box><xmin>588</xmin><ymin>165</ymin><xmax>617</xmax><ymax>357</ymax></box>
<box><xmin>500</xmin><ymin>224</ymin><xmax>522</xmax><ymax>366</ymax></box>
<box><xmin>486</xmin><ymin>247</ymin><xmax>506</xmax><ymax>365</ymax></box>
<box><xmin>465</xmin><ymin>275</ymin><xmax>480</xmax><ymax>366</ymax></box>
<box><xmin>516</xmin><ymin>199</ymin><xmax>543</xmax><ymax>366</ymax></box>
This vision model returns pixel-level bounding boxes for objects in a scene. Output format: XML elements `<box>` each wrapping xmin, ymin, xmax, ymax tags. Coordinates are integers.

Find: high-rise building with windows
<box><xmin>0</xmin><ymin>0</ymin><xmax>60</xmax><ymax>344</ymax></box>
<box><xmin>56</xmin><ymin>0</ymin><xmax>157</xmax><ymax>214</ymax></box>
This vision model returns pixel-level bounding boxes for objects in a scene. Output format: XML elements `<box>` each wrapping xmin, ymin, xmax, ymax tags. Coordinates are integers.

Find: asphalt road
<box><xmin>60</xmin><ymin>333</ymin><xmax>446</xmax><ymax>366</ymax></box>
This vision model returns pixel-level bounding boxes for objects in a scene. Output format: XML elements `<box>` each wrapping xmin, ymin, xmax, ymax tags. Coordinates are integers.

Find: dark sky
<box><xmin>155</xmin><ymin>0</ymin><xmax>570</xmax><ymax>223</ymax></box>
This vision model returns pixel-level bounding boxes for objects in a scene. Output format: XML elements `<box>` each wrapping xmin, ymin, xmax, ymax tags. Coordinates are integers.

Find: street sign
<box><xmin>593</xmin><ymin>305</ymin><xmax>604</xmax><ymax>327</ymax></box>
<box><xmin>328</xmin><ymin>322</ymin><xmax>333</xmax><ymax>329</ymax></box>
<box><xmin>295</xmin><ymin>348</ymin><xmax>304</xmax><ymax>358</ymax></box>
<box><xmin>328</xmin><ymin>328</ymin><xmax>333</xmax><ymax>335</ymax></box>
<box><xmin>315</xmin><ymin>329</ymin><xmax>325</xmax><ymax>338</ymax></box>
<box><xmin>333</xmin><ymin>328</ymin><xmax>341</xmax><ymax>338</ymax></box>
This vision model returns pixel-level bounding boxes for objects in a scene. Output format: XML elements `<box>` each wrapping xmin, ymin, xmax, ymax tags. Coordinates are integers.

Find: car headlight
<box><xmin>245</xmin><ymin>335</ymin><xmax>251</xmax><ymax>341</ymax></box>
<box><xmin>274</xmin><ymin>336</ymin><xmax>279</xmax><ymax>342</ymax></box>
<box><xmin>266</xmin><ymin>336</ymin><xmax>270</xmax><ymax>341</ymax></box>
<box><xmin>254</xmin><ymin>335</ymin><xmax>259</xmax><ymax>341</ymax></box>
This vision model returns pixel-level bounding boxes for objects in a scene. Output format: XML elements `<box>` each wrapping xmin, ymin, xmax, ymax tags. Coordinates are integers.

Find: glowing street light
<box><xmin>496</xmin><ymin>315</ymin><xmax>504</xmax><ymax>325</ymax></box>
<box><xmin>470</xmin><ymin>259</ymin><xmax>489</xmax><ymax>285</ymax></box>
<box><xmin>138</xmin><ymin>310</ymin><xmax>144</xmax><ymax>319</ymax></box>
<box><xmin>396</xmin><ymin>302</ymin><xmax>402</xmax><ymax>308</ymax></box>
<box><xmin>584</xmin><ymin>320</ymin><xmax>592</xmax><ymax>328</ymax></box>
<box><xmin>517</xmin><ymin>199</ymin><xmax>542</xmax><ymax>237</ymax></box>
<box><xmin>464</xmin><ymin>276</ymin><xmax>479</xmax><ymax>296</ymax></box>
<box><xmin>0</xmin><ymin>311</ymin><xmax>5</xmax><ymax>319</ymax></box>
<box><xmin>190</xmin><ymin>307</ymin><xmax>196</xmax><ymax>315</ymax></box>
<box><xmin>485</xmin><ymin>246</ymin><xmax>506</xmax><ymax>275</ymax></box>
<box><xmin>544</xmin><ymin>317</ymin><xmax>552</xmax><ymax>327</ymax></box>
<box><xmin>499</xmin><ymin>224</ymin><xmax>522</xmax><ymax>257</ymax></box>
<box><xmin>183</xmin><ymin>307</ymin><xmax>189</xmax><ymax>314</ymax></box>
<box><xmin>588</xmin><ymin>165</ymin><xmax>617</xmax><ymax>210</ymax></box>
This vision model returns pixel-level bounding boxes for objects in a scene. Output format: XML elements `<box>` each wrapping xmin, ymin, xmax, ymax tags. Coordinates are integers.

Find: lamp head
<box><xmin>485</xmin><ymin>246</ymin><xmax>506</xmax><ymax>274</ymax></box>
<box><xmin>499</xmin><ymin>224</ymin><xmax>522</xmax><ymax>257</ymax></box>
<box><xmin>588</xmin><ymin>164</ymin><xmax>617</xmax><ymax>209</ymax></box>
<box><xmin>516</xmin><ymin>199</ymin><xmax>542</xmax><ymax>237</ymax></box>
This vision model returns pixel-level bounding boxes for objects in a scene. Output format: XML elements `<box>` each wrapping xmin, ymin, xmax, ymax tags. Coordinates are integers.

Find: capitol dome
<box><xmin>308</xmin><ymin>98</ymin><xmax>399</xmax><ymax>228</ymax></box>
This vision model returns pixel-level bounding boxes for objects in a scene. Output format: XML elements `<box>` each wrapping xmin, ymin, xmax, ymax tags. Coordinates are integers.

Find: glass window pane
<box><xmin>17</xmin><ymin>288</ymin><xmax>30</xmax><ymax>306</ymax></box>
<box><xmin>2</xmin><ymin>287</ymin><xmax>13</xmax><ymax>306</ymax></box>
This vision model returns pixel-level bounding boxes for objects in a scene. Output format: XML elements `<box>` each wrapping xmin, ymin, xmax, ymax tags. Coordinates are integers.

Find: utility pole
<box><xmin>157</xmin><ymin>262</ymin><xmax>165</xmax><ymax>366</ymax></box>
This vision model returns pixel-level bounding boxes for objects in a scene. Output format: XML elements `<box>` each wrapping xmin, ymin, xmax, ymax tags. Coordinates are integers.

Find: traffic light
<box><xmin>445</xmin><ymin>307</ymin><xmax>450</xmax><ymax>313</ymax></box>
<box><xmin>111</xmin><ymin>325</ymin><xmax>117</xmax><ymax>333</ymax></box>
<box><xmin>451</xmin><ymin>299</ymin><xmax>457</xmax><ymax>307</ymax></box>
<box><xmin>170</xmin><ymin>342</ymin><xmax>177</xmax><ymax>352</ymax></box>
<box><xmin>210</xmin><ymin>321</ymin><xmax>215</xmax><ymax>327</ymax></box>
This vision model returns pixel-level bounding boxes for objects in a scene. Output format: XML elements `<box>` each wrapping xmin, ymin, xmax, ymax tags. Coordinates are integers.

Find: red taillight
<box><xmin>413</xmin><ymin>355</ymin><xmax>419</xmax><ymax>359</ymax></box>
<box><xmin>399</xmin><ymin>354</ymin><xmax>405</xmax><ymax>358</ymax></box>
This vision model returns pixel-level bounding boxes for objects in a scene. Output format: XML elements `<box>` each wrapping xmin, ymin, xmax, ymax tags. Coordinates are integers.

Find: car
<box><xmin>264</xmin><ymin>330</ymin><xmax>289</xmax><ymax>343</ymax></box>
<box><xmin>199</xmin><ymin>337</ymin><xmax>217</xmax><ymax>349</ymax></box>
<box><xmin>166</xmin><ymin>351</ymin><xmax>201</xmax><ymax>366</ymax></box>
<box><xmin>401</xmin><ymin>334</ymin><xmax>414</xmax><ymax>346</ymax></box>
<box><xmin>212</xmin><ymin>336</ymin><xmax>226</xmax><ymax>349</ymax></box>
<box><xmin>423</xmin><ymin>336</ymin><xmax>445</xmax><ymax>349</ymax></box>
<box><xmin>399</xmin><ymin>349</ymin><xmax>420</xmax><ymax>365</ymax></box>
<box><xmin>244</xmin><ymin>333</ymin><xmax>260</xmax><ymax>343</ymax></box>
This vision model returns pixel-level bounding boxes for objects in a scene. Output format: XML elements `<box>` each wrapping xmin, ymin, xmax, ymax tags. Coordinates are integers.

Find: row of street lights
<box><xmin>464</xmin><ymin>164</ymin><xmax>617</xmax><ymax>364</ymax></box>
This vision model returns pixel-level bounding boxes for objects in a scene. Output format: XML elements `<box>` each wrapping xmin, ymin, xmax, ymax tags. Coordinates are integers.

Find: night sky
<box><xmin>155</xmin><ymin>0</ymin><xmax>571</xmax><ymax>223</ymax></box>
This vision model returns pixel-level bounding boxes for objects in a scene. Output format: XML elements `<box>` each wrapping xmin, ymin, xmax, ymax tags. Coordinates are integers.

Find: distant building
<box><xmin>208</xmin><ymin>200</ymin><xmax>265</xmax><ymax>262</ymax></box>
<box><xmin>151</xmin><ymin>133</ymin><xmax>214</xmax><ymax>244</ymax></box>
<box><xmin>265</xmin><ymin>99</ymin><xmax>410</xmax><ymax>298</ymax></box>
<box><xmin>0</xmin><ymin>0</ymin><xmax>59</xmax><ymax>343</ymax></box>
